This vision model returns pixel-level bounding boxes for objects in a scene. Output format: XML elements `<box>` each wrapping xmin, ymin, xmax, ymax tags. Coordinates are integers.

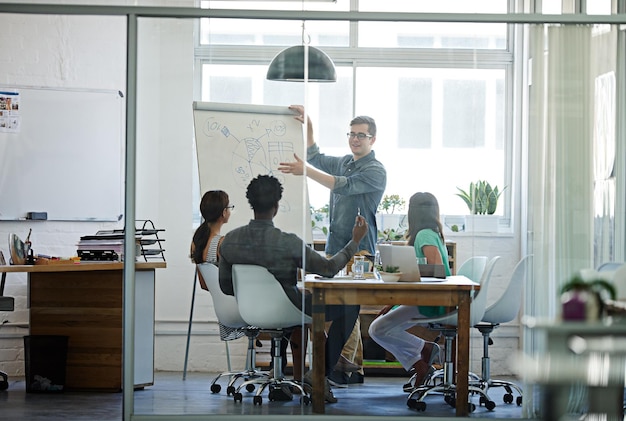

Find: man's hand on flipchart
<box><xmin>278</xmin><ymin>153</ymin><xmax>305</xmax><ymax>176</ymax></box>
<box><xmin>289</xmin><ymin>104</ymin><xmax>315</xmax><ymax>146</ymax></box>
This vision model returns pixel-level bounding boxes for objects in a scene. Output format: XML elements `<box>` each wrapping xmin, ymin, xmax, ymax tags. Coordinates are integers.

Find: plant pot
<box><xmin>465</xmin><ymin>215</ymin><xmax>500</xmax><ymax>233</ymax></box>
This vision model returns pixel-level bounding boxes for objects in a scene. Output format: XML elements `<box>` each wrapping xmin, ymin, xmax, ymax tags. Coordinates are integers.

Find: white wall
<box><xmin>0</xmin><ymin>2</ymin><xmax>523</xmax><ymax>378</ymax></box>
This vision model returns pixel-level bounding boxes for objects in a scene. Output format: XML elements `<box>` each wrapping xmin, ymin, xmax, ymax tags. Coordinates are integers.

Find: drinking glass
<box><xmin>353</xmin><ymin>256</ymin><xmax>365</xmax><ymax>280</ymax></box>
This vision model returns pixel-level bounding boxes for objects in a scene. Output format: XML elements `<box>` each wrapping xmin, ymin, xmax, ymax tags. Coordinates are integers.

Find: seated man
<box><xmin>219</xmin><ymin>175</ymin><xmax>368</xmax><ymax>403</ymax></box>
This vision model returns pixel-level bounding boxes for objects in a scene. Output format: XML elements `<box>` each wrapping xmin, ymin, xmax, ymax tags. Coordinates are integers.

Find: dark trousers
<box><xmin>271</xmin><ymin>304</ymin><xmax>360</xmax><ymax>378</ymax></box>
<box><xmin>323</xmin><ymin>304</ymin><xmax>361</xmax><ymax>377</ymax></box>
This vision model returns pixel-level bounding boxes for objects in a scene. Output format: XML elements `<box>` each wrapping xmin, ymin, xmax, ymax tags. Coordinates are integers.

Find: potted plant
<box><xmin>310</xmin><ymin>204</ymin><xmax>329</xmax><ymax>240</ymax></box>
<box><xmin>377</xmin><ymin>194</ymin><xmax>407</xmax><ymax>241</ymax></box>
<box><xmin>560</xmin><ymin>274</ymin><xmax>617</xmax><ymax>321</ymax></box>
<box><xmin>456</xmin><ymin>181</ymin><xmax>505</xmax><ymax>232</ymax></box>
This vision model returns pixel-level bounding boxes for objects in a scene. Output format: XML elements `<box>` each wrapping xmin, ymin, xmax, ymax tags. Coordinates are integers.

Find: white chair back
<box><xmin>612</xmin><ymin>264</ymin><xmax>626</xmax><ymax>300</ymax></box>
<box><xmin>232</xmin><ymin>264</ymin><xmax>311</xmax><ymax>329</ymax></box>
<box><xmin>467</xmin><ymin>256</ymin><xmax>501</xmax><ymax>326</ymax></box>
<box><xmin>425</xmin><ymin>256</ymin><xmax>500</xmax><ymax>327</ymax></box>
<box><xmin>482</xmin><ymin>255</ymin><xmax>532</xmax><ymax>324</ymax></box>
<box><xmin>457</xmin><ymin>256</ymin><xmax>488</xmax><ymax>282</ymax></box>
<box><xmin>197</xmin><ymin>263</ymin><xmax>247</xmax><ymax>328</ymax></box>
<box><xmin>597</xmin><ymin>262</ymin><xmax>623</xmax><ymax>272</ymax></box>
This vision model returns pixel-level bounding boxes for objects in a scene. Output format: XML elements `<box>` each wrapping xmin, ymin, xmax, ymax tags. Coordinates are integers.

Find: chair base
<box><xmin>210</xmin><ymin>329</ymin><xmax>268</xmax><ymax>396</ymax></box>
<box><xmin>475</xmin><ymin>323</ymin><xmax>524</xmax><ymax>407</ymax></box>
<box><xmin>406</xmin><ymin>326</ymin><xmax>495</xmax><ymax>413</ymax></box>
<box><xmin>0</xmin><ymin>370</ymin><xmax>8</xmax><ymax>391</ymax></box>
<box><xmin>232</xmin><ymin>331</ymin><xmax>310</xmax><ymax>406</ymax></box>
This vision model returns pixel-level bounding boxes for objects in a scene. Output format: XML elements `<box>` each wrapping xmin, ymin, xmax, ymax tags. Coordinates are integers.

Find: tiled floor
<box><xmin>2</xmin><ymin>371</ymin><xmax>528</xmax><ymax>420</ymax></box>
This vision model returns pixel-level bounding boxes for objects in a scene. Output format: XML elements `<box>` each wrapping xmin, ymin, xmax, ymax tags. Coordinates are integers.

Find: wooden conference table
<box><xmin>0</xmin><ymin>261</ymin><xmax>165</xmax><ymax>391</ymax></box>
<box><xmin>305</xmin><ymin>275</ymin><xmax>478</xmax><ymax>416</ymax></box>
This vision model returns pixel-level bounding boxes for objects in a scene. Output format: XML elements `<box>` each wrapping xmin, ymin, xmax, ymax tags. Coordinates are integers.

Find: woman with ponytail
<box><xmin>190</xmin><ymin>190</ymin><xmax>233</xmax><ymax>266</ymax></box>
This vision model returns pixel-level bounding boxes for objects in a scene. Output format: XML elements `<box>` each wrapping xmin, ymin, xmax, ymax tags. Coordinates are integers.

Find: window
<box><xmin>195</xmin><ymin>0</ymin><xmax>513</xmax><ymax>222</ymax></box>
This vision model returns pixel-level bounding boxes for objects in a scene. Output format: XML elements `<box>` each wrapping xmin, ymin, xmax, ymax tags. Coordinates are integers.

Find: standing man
<box><xmin>279</xmin><ymin>105</ymin><xmax>387</xmax><ymax>385</ymax></box>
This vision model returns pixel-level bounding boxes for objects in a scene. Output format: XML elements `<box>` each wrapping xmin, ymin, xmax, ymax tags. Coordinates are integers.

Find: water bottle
<box><xmin>374</xmin><ymin>249</ymin><xmax>382</xmax><ymax>271</ymax></box>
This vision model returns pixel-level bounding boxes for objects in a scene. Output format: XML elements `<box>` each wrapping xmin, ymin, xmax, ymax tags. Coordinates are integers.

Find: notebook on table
<box><xmin>376</xmin><ymin>244</ymin><xmax>421</xmax><ymax>282</ymax></box>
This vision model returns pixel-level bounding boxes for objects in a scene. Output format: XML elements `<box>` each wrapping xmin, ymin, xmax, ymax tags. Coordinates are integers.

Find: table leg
<box><xmin>311</xmin><ymin>288</ymin><xmax>326</xmax><ymax>414</ymax></box>
<box><xmin>456</xmin><ymin>291</ymin><xmax>471</xmax><ymax>416</ymax></box>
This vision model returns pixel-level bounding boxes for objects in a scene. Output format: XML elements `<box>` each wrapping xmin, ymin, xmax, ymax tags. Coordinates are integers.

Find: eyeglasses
<box><xmin>226</xmin><ymin>205</ymin><xmax>235</xmax><ymax>210</ymax></box>
<box><xmin>347</xmin><ymin>132</ymin><xmax>373</xmax><ymax>140</ymax></box>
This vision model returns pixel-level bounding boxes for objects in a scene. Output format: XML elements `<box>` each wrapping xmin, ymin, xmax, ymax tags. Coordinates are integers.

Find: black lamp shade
<box><xmin>266</xmin><ymin>45</ymin><xmax>337</xmax><ymax>82</ymax></box>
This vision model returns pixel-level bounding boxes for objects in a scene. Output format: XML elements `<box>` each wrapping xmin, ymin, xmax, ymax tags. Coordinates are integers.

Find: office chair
<box><xmin>231</xmin><ymin>264</ymin><xmax>310</xmax><ymax>405</ymax></box>
<box><xmin>407</xmin><ymin>256</ymin><xmax>501</xmax><ymax>413</ymax></box>
<box><xmin>457</xmin><ymin>256</ymin><xmax>488</xmax><ymax>283</ymax></box>
<box><xmin>191</xmin><ymin>263</ymin><xmax>268</xmax><ymax>395</ymax></box>
<box><xmin>474</xmin><ymin>255</ymin><xmax>532</xmax><ymax>409</ymax></box>
<box><xmin>0</xmin><ymin>262</ymin><xmax>14</xmax><ymax>391</ymax></box>
<box><xmin>403</xmin><ymin>255</ymin><xmax>487</xmax><ymax>393</ymax></box>
<box><xmin>596</xmin><ymin>262</ymin><xmax>623</xmax><ymax>273</ymax></box>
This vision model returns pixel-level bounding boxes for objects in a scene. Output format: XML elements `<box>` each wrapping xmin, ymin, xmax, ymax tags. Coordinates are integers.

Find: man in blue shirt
<box><xmin>278</xmin><ymin>105</ymin><xmax>386</xmax><ymax>256</ymax></box>
<box><xmin>279</xmin><ymin>105</ymin><xmax>387</xmax><ymax>385</ymax></box>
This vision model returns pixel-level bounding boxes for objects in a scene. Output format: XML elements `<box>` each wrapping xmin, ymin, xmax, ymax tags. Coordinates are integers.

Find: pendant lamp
<box><xmin>266</xmin><ymin>45</ymin><xmax>337</xmax><ymax>82</ymax></box>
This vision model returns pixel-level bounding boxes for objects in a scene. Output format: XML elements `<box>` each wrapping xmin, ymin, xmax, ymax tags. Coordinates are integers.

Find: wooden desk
<box><xmin>305</xmin><ymin>275</ymin><xmax>478</xmax><ymax>416</ymax></box>
<box><xmin>0</xmin><ymin>262</ymin><xmax>165</xmax><ymax>391</ymax></box>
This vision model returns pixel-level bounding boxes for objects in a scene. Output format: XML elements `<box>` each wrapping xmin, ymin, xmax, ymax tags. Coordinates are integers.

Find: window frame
<box><xmin>193</xmin><ymin>5</ymin><xmax>518</xmax><ymax>232</ymax></box>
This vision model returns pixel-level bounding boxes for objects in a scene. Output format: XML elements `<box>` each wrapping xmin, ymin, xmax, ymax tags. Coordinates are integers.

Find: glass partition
<box><xmin>0</xmin><ymin>2</ymin><xmax>624</xmax><ymax>420</ymax></box>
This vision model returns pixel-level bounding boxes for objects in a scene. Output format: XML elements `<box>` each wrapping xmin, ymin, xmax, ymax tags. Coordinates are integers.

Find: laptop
<box><xmin>376</xmin><ymin>244</ymin><xmax>421</xmax><ymax>282</ymax></box>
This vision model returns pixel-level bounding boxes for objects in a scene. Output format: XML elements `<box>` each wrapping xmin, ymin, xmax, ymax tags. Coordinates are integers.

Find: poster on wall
<box><xmin>0</xmin><ymin>90</ymin><xmax>20</xmax><ymax>132</ymax></box>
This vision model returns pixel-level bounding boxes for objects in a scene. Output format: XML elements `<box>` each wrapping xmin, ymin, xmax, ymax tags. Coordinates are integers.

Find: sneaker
<box><xmin>346</xmin><ymin>372</ymin><xmax>364</xmax><ymax>384</ymax></box>
<box><xmin>333</xmin><ymin>355</ymin><xmax>361</xmax><ymax>373</ymax></box>
<box><xmin>327</xmin><ymin>370</ymin><xmax>349</xmax><ymax>388</ymax></box>
<box><xmin>303</xmin><ymin>371</ymin><xmax>338</xmax><ymax>403</ymax></box>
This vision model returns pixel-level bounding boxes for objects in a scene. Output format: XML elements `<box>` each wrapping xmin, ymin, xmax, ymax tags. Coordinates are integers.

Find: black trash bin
<box><xmin>23</xmin><ymin>335</ymin><xmax>69</xmax><ymax>393</ymax></box>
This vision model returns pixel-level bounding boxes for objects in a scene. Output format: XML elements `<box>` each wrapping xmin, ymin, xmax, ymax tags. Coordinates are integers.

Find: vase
<box><xmin>561</xmin><ymin>289</ymin><xmax>600</xmax><ymax>321</ymax></box>
<box><xmin>465</xmin><ymin>215</ymin><xmax>500</xmax><ymax>233</ymax></box>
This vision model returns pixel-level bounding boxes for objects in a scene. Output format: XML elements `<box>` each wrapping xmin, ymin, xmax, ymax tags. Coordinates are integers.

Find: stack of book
<box><xmin>77</xmin><ymin>230</ymin><xmax>140</xmax><ymax>261</ymax></box>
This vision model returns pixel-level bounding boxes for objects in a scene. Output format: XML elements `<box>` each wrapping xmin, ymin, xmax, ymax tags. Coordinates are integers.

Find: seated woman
<box><xmin>190</xmin><ymin>190</ymin><xmax>240</xmax><ymax>341</ymax></box>
<box><xmin>190</xmin><ymin>190</ymin><xmax>232</xmax><ymax>267</ymax></box>
<box><xmin>368</xmin><ymin>192</ymin><xmax>451</xmax><ymax>389</ymax></box>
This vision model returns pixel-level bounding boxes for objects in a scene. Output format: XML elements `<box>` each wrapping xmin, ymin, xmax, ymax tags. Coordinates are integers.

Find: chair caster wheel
<box><xmin>301</xmin><ymin>396</ymin><xmax>310</xmax><ymax>405</ymax></box>
<box><xmin>210</xmin><ymin>384</ymin><xmax>221</xmax><ymax>394</ymax></box>
<box><xmin>233</xmin><ymin>392</ymin><xmax>243</xmax><ymax>403</ymax></box>
<box><xmin>444</xmin><ymin>395</ymin><xmax>456</xmax><ymax>408</ymax></box>
<box><xmin>484</xmin><ymin>400</ymin><xmax>496</xmax><ymax>411</ymax></box>
<box><xmin>516</xmin><ymin>396</ymin><xmax>523</xmax><ymax>406</ymax></box>
<box><xmin>414</xmin><ymin>401</ymin><xmax>427</xmax><ymax>411</ymax></box>
<box><xmin>245</xmin><ymin>383</ymin><xmax>255</xmax><ymax>393</ymax></box>
<box><xmin>468</xmin><ymin>402</ymin><xmax>476</xmax><ymax>413</ymax></box>
<box><xmin>503</xmin><ymin>393</ymin><xmax>514</xmax><ymax>404</ymax></box>
<box><xmin>407</xmin><ymin>398</ymin><xmax>417</xmax><ymax>409</ymax></box>
<box><xmin>0</xmin><ymin>380</ymin><xmax>7</xmax><ymax>391</ymax></box>
<box><xmin>253</xmin><ymin>395</ymin><xmax>262</xmax><ymax>405</ymax></box>
<box><xmin>226</xmin><ymin>385</ymin><xmax>235</xmax><ymax>395</ymax></box>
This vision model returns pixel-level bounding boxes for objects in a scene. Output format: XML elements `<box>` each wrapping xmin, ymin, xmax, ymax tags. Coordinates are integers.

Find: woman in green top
<box><xmin>368</xmin><ymin>192</ymin><xmax>449</xmax><ymax>390</ymax></box>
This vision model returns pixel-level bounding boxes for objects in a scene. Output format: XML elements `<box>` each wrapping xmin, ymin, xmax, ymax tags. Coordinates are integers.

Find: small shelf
<box><xmin>136</xmin><ymin>220</ymin><xmax>166</xmax><ymax>262</ymax></box>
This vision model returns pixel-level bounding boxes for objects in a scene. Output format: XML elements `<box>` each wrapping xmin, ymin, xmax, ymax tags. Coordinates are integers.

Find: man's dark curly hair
<box><xmin>246</xmin><ymin>174</ymin><xmax>283</xmax><ymax>213</ymax></box>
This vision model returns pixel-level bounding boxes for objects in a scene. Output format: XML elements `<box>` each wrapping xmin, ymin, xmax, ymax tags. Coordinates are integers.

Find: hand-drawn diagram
<box><xmin>201</xmin><ymin>116</ymin><xmax>295</xmax><ymax>193</ymax></box>
<box><xmin>193</xmin><ymin>104</ymin><xmax>307</xmax><ymax>232</ymax></box>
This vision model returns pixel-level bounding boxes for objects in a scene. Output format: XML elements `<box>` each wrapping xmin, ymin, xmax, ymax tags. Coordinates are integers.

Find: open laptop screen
<box><xmin>376</xmin><ymin>244</ymin><xmax>421</xmax><ymax>282</ymax></box>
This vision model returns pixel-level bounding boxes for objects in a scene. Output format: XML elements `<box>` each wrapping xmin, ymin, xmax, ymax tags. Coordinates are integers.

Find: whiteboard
<box><xmin>193</xmin><ymin>102</ymin><xmax>311</xmax><ymax>240</ymax></box>
<box><xmin>0</xmin><ymin>87</ymin><xmax>124</xmax><ymax>221</ymax></box>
